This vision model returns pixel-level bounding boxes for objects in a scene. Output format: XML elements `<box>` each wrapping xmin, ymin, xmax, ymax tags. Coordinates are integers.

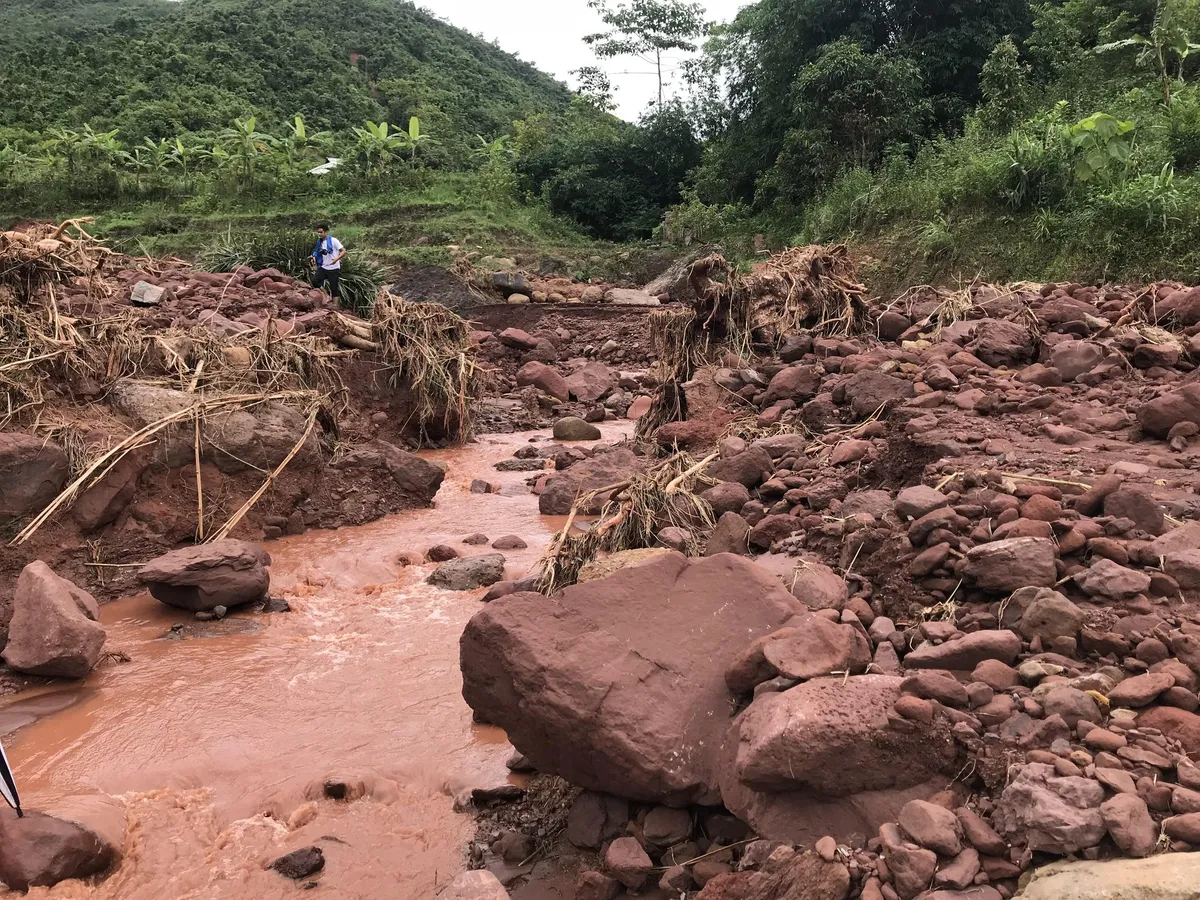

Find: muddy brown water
<box><xmin>0</xmin><ymin>424</ymin><xmax>631</xmax><ymax>899</ymax></box>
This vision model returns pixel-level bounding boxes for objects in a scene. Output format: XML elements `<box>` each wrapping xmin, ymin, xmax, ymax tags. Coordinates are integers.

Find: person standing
<box><xmin>310</xmin><ymin>222</ymin><xmax>346</xmax><ymax>303</ymax></box>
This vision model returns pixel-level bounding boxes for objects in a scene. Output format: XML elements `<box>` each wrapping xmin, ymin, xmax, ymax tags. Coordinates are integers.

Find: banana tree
<box><xmin>1096</xmin><ymin>0</ymin><xmax>1200</xmax><ymax>103</ymax></box>
<box><xmin>398</xmin><ymin>116</ymin><xmax>431</xmax><ymax>166</ymax></box>
<box><xmin>280</xmin><ymin>114</ymin><xmax>333</xmax><ymax>172</ymax></box>
<box><xmin>220</xmin><ymin>116</ymin><xmax>277</xmax><ymax>185</ymax></box>
<box><xmin>351</xmin><ymin>120</ymin><xmax>406</xmax><ymax>174</ymax></box>
<box><xmin>137</xmin><ymin>138</ymin><xmax>173</xmax><ymax>180</ymax></box>
<box><xmin>169</xmin><ymin>136</ymin><xmax>203</xmax><ymax>182</ymax></box>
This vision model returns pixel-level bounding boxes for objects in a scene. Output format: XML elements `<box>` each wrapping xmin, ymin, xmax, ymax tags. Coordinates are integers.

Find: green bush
<box><xmin>201</xmin><ymin>228</ymin><xmax>389</xmax><ymax>317</ymax></box>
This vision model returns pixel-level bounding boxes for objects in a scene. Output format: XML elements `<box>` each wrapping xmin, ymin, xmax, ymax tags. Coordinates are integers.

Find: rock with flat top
<box><xmin>428</xmin><ymin>554</ymin><xmax>506</xmax><ymax>591</ymax></box>
<box><xmin>438</xmin><ymin>869</ymin><xmax>511</xmax><ymax>899</ymax></box>
<box><xmin>461</xmin><ymin>553</ymin><xmax>805</xmax><ymax>805</ymax></box>
<box><xmin>140</xmin><ymin>540</ymin><xmax>271</xmax><ymax>612</ymax></box>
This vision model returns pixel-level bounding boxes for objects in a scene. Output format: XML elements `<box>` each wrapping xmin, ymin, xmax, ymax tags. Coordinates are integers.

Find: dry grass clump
<box><xmin>370</xmin><ymin>291</ymin><xmax>482</xmax><ymax>443</ymax></box>
<box><xmin>0</xmin><ymin>219</ymin><xmax>111</xmax><ymax>304</ymax></box>
<box><xmin>536</xmin><ymin>452</ymin><xmax>716</xmax><ymax>593</ymax></box>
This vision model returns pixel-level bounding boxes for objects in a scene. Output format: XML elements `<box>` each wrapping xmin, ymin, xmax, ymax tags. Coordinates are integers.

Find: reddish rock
<box><xmin>1163</xmin><ymin>813</ymin><xmax>1200</xmax><ymax>844</ymax></box>
<box><xmin>1139</xmin><ymin>383</ymin><xmax>1200</xmax><ymax>437</ymax></box>
<box><xmin>565</xmin><ymin>792</ymin><xmax>629</xmax><ymax>849</ymax></box>
<box><xmin>972</xmin><ymin>660</ymin><xmax>1020</xmax><ymax>691</ymax></box>
<box><xmin>539</xmin><ymin>449</ymin><xmax>643</xmax><ymax>515</ymax></box>
<box><xmin>461</xmin><ymin>553</ymin><xmax>804</xmax><ymax>804</ymax></box>
<box><xmin>840</xmin><ymin>371</ymin><xmax>915</xmax><ymax>418</ymax></box>
<box><xmin>706</xmin><ymin>512</ymin><xmax>751</xmax><ymax>556</ymax></box>
<box><xmin>1018</xmin><ymin>591</ymin><xmax>1084</xmax><ymax>642</ymax></box>
<box><xmin>955</xmin><ymin>807</ymin><xmax>1007</xmax><ymax>856</ymax></box>
<box><xmin>139</xmin><ymin>539</ymin><xmax>271</xmax><ymax>612</ymax></box>
<box><xmin>2</xmin><ymin>562</ymin><xmax>105</xmax><ymax>679</ymax></box>
<box><xmin>1050</xmin><ymin>341</ymin><xmax>1106</xmax><ymax>382</ymax></box>
<box><xmin>0</xmin><ymin>433</ymin><xmax>68</xmax><ymax>526</ymax></box>
<box><xmin>1108</xmin><ymin>672</ymin><xmax>1174</xmax><ymax>708</ymax></box>
<box><xmin>898</xmin><ymin>799</ymin><xmax>963</xmax><ymax>855</ymax></box>
<box><xmin>905</xmin><ymin>630</ymin><xmax>1021</xmax><ymax>671</ymax></box>
<box><xmin>720</xmin><ymin>676</ymin><xmax>960</xmax><ymax>844</ymax></box>
<box><xmin>900</xmin><ymin>671</ymin><xmax>968</xmax><ymax>707</ymax></box>
<box><xmin>498</xmin><ymin>327</ymin><xmax>539</xmax><ymax>351</ymax></box>
<box><xmin>708</xmin><ymin>447</ymin><xmax>774</xmax><ymax>489</ymax></box>
<box><xmin>604</xmin><ymin>837</ymin><xmax>652</xmax><ymax>889</ymax></box>
<box><xmin>565</xmin><ymin>361</ymin><xmax>616</xmax><ymax>402</ymax></box>
<box><xmin>1073</xmin><ymin>558</ymin><xmax>1151</xmax><ymax>600</ymax></box>
<box><xmin>963</xmin><ymin>538</ymin><xmax>1057</xmax><ymax>592</ymax></box>
<box><xmin>701</xmin><ymin>481</ymin><xmax>752</xmax><ymax>517</ymax></box>
<box><xmin>0</xmin><ymin>809</ymin><xmax>118</xmax><ymax>890</ymax></box>
<box><xmin>1104</xmin><ymin>487</ymin><xmax>1165</xmax><ymax>536</ymax></box>
<box><xmin>993</xmin><ymin>763</ymin><xmax>1105</xmax><ymax>855</ymax></box>
<box><xmin>761</xmin><ymin>618</ymin><xmax>872</xmax><ymax>682</ymax></box>
<box><xmin>1138</xmin><ymin>706</ymin><xmax>1200</xmax><ymax>754</ymax></box>
<box><xmin>515</xmin><ymin>361</ymin><xmax>569</xmax><ymax>401</ymax></box>
<box><xmin>1100</xmin><ymin>794</ymin><xmax>1156</xmax><ymax>857</ymax></box>
<box><xmin>749</xmin><ymin>515</ymin><xmax>803</xmax><ymax>550</ymax></box>
<box><xmin>762</xmin><ymin>365</ymin><xmax>823</xmax><ymax>404</ymax></box>
<box><xmin>879</xmin><ymin>823</ymin><xmax>938</xmax><ymax>900</ymax></box>
<box><xmin>576</xmin><ymin>871</ymin><xmax>621</xmax><ymax>900</ymax></box>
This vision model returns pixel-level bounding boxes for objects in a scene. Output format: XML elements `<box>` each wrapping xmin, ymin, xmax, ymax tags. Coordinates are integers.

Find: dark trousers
<box><xmin>313</xmin><ymin>267</ymin><xmax>341</xmax><ymax>299</ymax></box>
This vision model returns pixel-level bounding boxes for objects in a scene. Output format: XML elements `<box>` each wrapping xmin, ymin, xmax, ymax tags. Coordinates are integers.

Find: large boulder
<box><xmin>460</xmin><ymin>553</ymin><xmax>806</xmax><ymax>804</ymax></box>
<box><xmin>969</xmin><ymin>319</ymin><xmax>1036</xmax><ymax>368</ymax></box>
<box><xmin>516</xmin><ymin>361</ymin><xmax>570</xmax><ymax>402</ymax></box>
<box><xmin>993</xmin><ymin>763</ymin><xmax>1105</xmax><ymax>855</ymax></box>
<box><xmin>904</xmin><ymin>630</ymin><xmax>1021</xmax><ymax>671</ymax></box>
<box><xmin>139</xmin><ymin>539</ymin><xmax>271</xmax><ymax>612</ymax></box>
<box><xmin>762</xmin><ymin>365</ymin><xmax>823</xmax><ymax>405</ymax></box>
<box><xmin>719</xmin><ymin>676</ymin><xmax>960</xmax><ymax>843</ymax></box>
<box><xmin>565</xmin><ymin>362</ymin><xmax>616</xmax><ymax>402</ymax></box>
<box><xmin>0</xmin><ymin>433</ymin><xmax>68</xmax><ymax>526</ymax></box>
<box><xmin>539</xmin><ymin>448</ymin><xmax>644</xmax><ymax>515</ymax></box>
<box><xmin>0</xmin><ymin>806</ymin><xmax>120</xmax><ymax>891</ymax></box>
<box><xmin>838</xmin><ymin>371</ymin><xmax>914</xmax><ymax>418</ymax></box>
<box><xmin>439</xmin><ymin>870</ymin><xmax>511</xmax><ymax>899</ymax></box>
<box><xmin>706</xmin><ymin>447</ymin><xmax>774</xmax><ymax>489</ymax></box>
<box><xmin>2</xmin><ymin>562</ymin><xmax>105</xmax><ymax>679</ymax></box>
<box><xmin>109</xmin><ymin>382</ymin><xmax>319</xmax><ymax>474</ymax></box>
<box><xmin>1014</xmin><ymin>854</ymin><xmax>1200</xmax><ymax>900</ymax></box>
<box><xmin>1139</xmin><ymin>384</ymin><xmax>1200</xmax><ymax>438</ymax></box>
<box><xmin>375</xmin><ymin>441</ymin><xmax>446</xmax><ymax>503</ymax></box>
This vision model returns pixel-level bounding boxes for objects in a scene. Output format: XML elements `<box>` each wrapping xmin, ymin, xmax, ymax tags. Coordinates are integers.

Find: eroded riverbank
<box><xmin>0</xmin><ymin>424</ymin><xmax>629</xmax><ymax>899</ymax></box>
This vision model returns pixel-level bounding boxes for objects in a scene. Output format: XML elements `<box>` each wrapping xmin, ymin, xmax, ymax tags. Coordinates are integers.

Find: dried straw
<box><xmin>536</xmin><ymin>453</ymin><xmax>716</xmax><ymax>593</ymax></box>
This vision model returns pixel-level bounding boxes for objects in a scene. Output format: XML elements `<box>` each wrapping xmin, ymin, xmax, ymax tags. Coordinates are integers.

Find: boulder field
<box><xmin>460</xmin><ymin>276</ymin><xmax>1200</xmax><ymax>899</ymax></box>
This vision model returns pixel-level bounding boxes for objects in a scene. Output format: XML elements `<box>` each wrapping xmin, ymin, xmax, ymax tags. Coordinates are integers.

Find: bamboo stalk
<box><xmin>194</xmin><ymin>415</ymin><xmax>205</xmax><ymax>541</ymax></box>
<box><xmin>11</xmin><ymin>391</ymin><xmax>313</xmax><ymax>545</ymax></box>
<box><xmin>207</xmin><ymin>407</ymin><xmax>319</xmax><ymax>543</ymax></box>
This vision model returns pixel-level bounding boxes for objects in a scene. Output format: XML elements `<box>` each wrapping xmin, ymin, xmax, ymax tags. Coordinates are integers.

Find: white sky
<box><xmin>418</xmin><ymin>0</ymin><xmax>754</xmax><ymax>121</ymax></box>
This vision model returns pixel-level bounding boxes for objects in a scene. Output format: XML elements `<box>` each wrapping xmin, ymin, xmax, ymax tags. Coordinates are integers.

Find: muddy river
<box><xmin>0</xmin><ymin>425</ymin><xmax>629</xmax><ymax>899</ymax></box>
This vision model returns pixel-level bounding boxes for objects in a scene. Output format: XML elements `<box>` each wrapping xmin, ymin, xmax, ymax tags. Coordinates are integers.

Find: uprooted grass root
<box><xmin>536</xmin><ymin>452</ymin><xmax>717</xmax><ymax>593</ymax></box>
<box><xmin>369</xmin><ymin>292</ymin><xmax>482</xmax><ymax>444</ymax></box>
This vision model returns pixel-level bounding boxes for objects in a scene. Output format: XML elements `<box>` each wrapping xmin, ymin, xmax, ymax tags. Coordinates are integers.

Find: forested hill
<box><xmin>0</xmin><ymin>0</ymin><xmax>572</xmax><ymax>142</ymax></box>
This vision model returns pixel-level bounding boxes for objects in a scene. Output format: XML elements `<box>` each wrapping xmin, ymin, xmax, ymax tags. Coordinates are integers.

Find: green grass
<box><xmin>11</xmin><ymin>171</ymin><xmax>661</xmax><ymax>281</ymax></box>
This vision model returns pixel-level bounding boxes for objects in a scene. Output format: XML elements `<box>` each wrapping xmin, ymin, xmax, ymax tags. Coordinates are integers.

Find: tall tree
<box><xmin>584</xmin><ymin>0</ymin><xmax>709</xmax><ymax>108</ymax></box>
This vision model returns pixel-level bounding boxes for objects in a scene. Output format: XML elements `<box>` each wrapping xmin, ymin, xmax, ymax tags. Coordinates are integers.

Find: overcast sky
<box><xmin>419</xmin><ymin>0</ymin><xmax>753</xmax><ymax>121</ymax></box>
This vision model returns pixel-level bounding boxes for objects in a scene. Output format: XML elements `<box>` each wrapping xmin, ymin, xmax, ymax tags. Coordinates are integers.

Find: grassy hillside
<box><xmin>0</xmin><ymin>0</ymin><xmax>570</xmax><ymax>142</ymax></box>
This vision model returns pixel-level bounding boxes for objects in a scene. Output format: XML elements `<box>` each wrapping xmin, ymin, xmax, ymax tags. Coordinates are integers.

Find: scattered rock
<box><xmin>139</xmin><ymin>540</ymin><xmax>271</xmax><ymax>612</ymax></box>
<box><xmin>428</xmin><ymin>554</ymin><xmax>506</xmax><ymax>591</ymax></box>
<box><xmin>271</xmin><ymin>846</ymin><xmax>325</xmax><ymax>879</ymax></box>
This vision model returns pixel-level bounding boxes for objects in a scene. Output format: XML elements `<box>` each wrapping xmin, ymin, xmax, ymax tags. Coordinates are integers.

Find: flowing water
<box><xmin>0</xmin><ymin>425</ymin><xmax>630</xmax><ymax>899</ymax></box>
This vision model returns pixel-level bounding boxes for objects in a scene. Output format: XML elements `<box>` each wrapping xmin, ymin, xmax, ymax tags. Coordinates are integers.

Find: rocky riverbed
<box><xmin>6</xmin><ymin>246</ymin><xmax>1200</xmax><ymax>899</ymax></box>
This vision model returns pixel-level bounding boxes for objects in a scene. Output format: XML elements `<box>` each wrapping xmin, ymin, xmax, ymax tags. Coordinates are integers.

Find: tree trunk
<box><xmin>657</xmin><ymin>48</ymin><xmax>663</xmax><ymax>108</ymax></box>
